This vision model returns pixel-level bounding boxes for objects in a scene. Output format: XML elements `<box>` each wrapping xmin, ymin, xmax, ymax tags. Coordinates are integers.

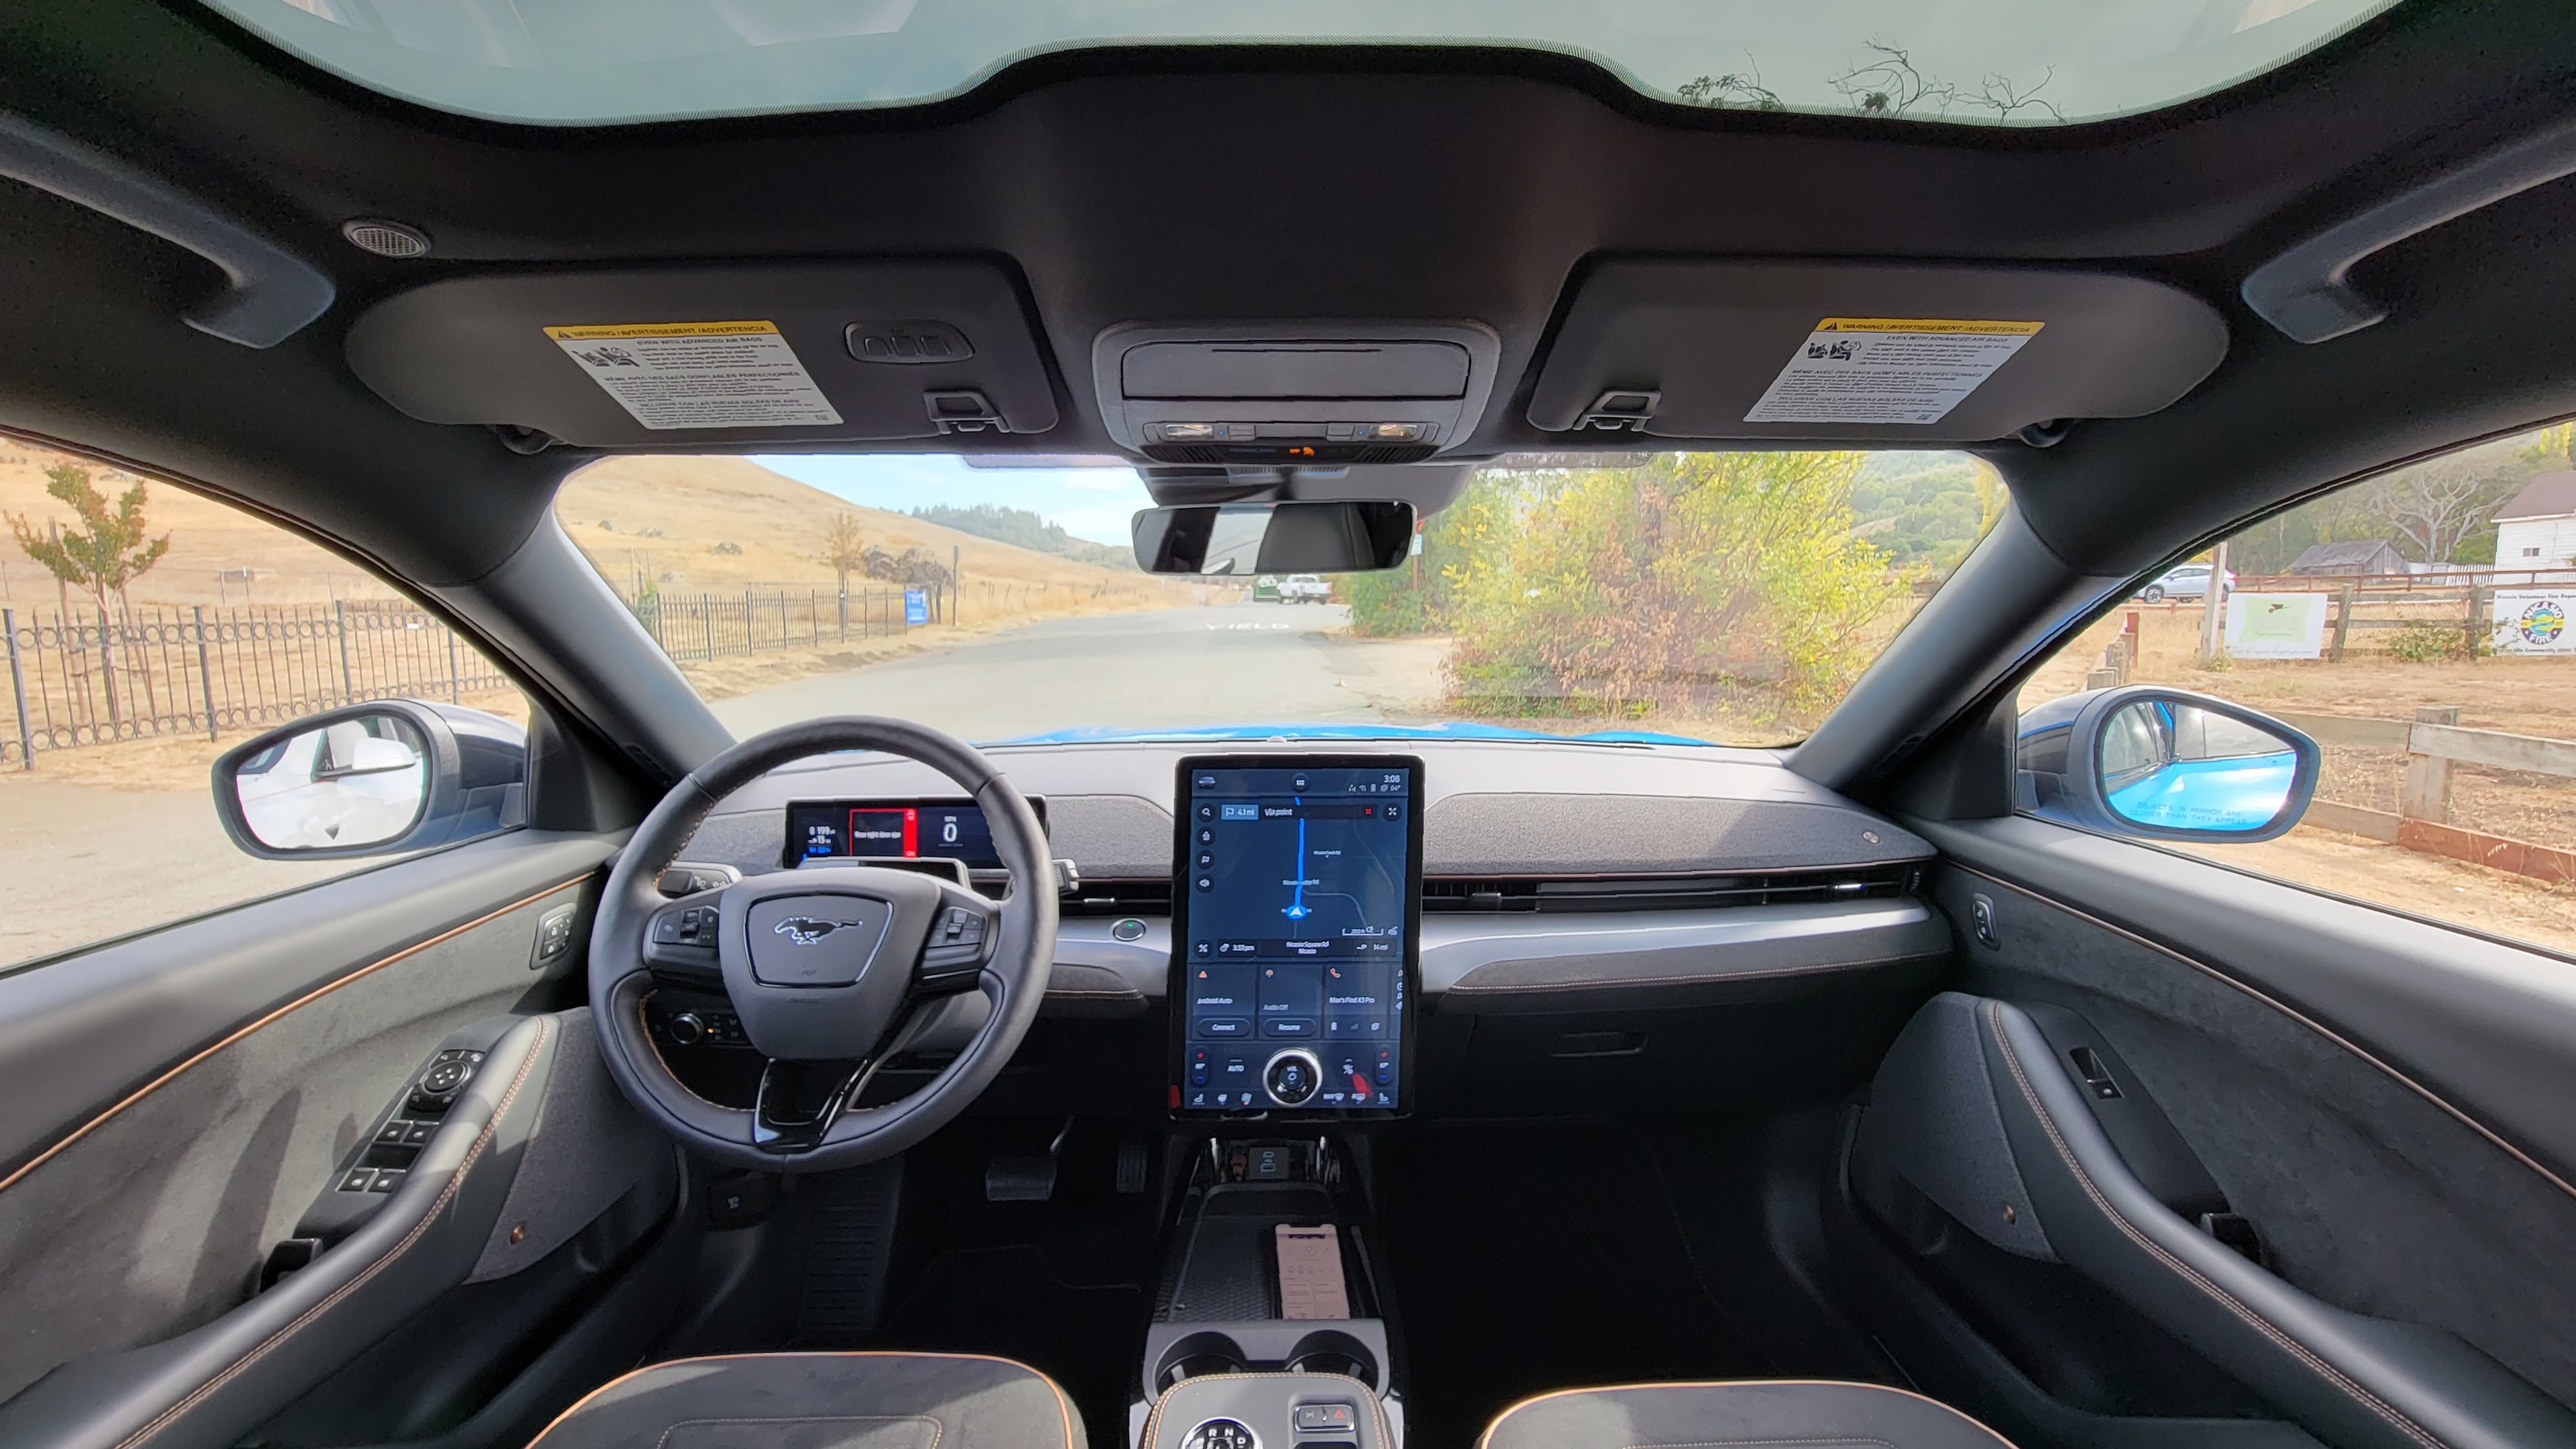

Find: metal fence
<box><xmin>627</xmin><ymin>584</ymin><xmax>939</xmax><ymax>664</ymax></box>
<box><xmin>1</xmin><ymin>600</ymin><xmax>509</xmax><ymax>767</ymax></box>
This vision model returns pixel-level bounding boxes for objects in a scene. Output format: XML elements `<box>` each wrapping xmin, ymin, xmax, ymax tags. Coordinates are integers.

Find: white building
<box><xmin>2493</xmin><ymin>472</ymin><xmax>2576</xmax><ymax>569</ymax></box>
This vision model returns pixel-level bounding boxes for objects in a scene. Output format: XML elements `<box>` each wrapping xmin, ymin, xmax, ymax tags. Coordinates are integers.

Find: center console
<box><xmin>1135</xmin><ymin>1137</ymin><xmax>1403</xmax><ymax>1448</ymax></box>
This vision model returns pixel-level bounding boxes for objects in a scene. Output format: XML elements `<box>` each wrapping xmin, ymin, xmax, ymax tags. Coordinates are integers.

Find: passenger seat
<box><xmin>1480</xmin><ymin>1381</ymin><xmax>2014</xmax><ymax>1449</ymax></box>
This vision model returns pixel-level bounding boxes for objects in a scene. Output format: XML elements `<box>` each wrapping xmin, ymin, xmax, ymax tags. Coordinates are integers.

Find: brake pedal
<box><xmin>985</xmin><ymin>1117</ymin><xmax>1074</xmax><ymax>1203</ymax></box>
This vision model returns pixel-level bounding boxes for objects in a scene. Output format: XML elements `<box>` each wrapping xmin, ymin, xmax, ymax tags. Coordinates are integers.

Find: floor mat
<box><xmin>880</xmin><ymin>1244</ymin><xmax>1147</xmax><ymax>1445</ymax></box>
<box><xmin>1374</xmin><ymin>1122</ymin><xmax>1768</xmax><ymax>1449</ymax></box>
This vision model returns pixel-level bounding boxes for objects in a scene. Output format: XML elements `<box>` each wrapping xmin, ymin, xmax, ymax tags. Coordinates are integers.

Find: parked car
<box><xmin>2137</xmin><ymin>562</ymin><xmax>2237</xmax><ymax>602</ymax></box>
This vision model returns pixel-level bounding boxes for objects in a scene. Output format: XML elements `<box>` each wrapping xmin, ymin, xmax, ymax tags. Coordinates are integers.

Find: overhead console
<box><xmin>1526</xmin><ymin>261</ymin><xmax>2229</xmax><ymax>444</ymax></box>
<box><xmin>1095</xmin><ymin>321</ymin><xmax>1500</xmax><ymax>464</ymax></box>
<box><xmin>345</xmin><ymin>261</ymin><xmax>1059</xmax><ymax>448</ymax></box>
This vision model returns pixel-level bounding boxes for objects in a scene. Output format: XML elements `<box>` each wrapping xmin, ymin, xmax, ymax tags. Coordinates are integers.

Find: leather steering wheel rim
<box><xmin>588</xmin><ymin>715</ymin><xmax>1056</xmax><ymax>1173</ymax></box>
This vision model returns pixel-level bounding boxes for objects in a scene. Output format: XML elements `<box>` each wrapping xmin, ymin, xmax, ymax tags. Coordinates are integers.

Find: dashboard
<box><xmin>1171</xmin><ymin>757</ymin><xmax>1422</xmax><ymax>1117</ymax></box>
<box><xmin>662</xmin><ymin>737</ymin><xmax>1952</xmax><ymax>1120</ymax></box>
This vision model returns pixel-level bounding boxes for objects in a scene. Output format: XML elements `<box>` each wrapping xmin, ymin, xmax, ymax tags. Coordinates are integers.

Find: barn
<box><xmin>2494</xmin><ymin>471</ymin><xmax>2576</xmax><ymax>569</ymax></box>
<box><xmin>2288</xmin><ymin>540</ymin><xmax>2408</xmax><ymax>576</ymax></box>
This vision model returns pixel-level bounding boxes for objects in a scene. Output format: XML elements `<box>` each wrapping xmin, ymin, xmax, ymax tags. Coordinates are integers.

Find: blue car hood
<box><xmin>996</xmin><ymin>722</ymin><xmax>1714</xmax><ymax>747</ymax></box>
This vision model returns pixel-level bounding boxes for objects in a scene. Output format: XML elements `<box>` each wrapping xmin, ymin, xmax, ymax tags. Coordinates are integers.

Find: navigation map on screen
<box><xmin>1173</xmin><ymin>759</ymin><xmax>1420</xmax><ymax>1115</ymax></box>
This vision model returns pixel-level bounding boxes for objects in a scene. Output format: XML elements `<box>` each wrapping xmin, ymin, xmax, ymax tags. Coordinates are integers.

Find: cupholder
<box><xmin>1155</xmin><ymin>1331</ymin><xmax>1250</xmax><ymax>1392</ymax></box>
<box><xmin>1283</xmin><ymin>1328</ymin><xmax>1378</xmax><ymax>1388</ymax></box>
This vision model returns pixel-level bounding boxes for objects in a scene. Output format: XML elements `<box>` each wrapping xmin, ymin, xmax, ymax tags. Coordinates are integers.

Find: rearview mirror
<box><xmin>1132</xmin><ymin>500</ymin><xmax>1414</xmax><ymax>575</ymax></box>
<box><xmin>213</xmin><ymin>700</ymin><xmax>528</xmax><ymax>859</ymax></box>
<box><xmin>2016</xmin><ymin>686</ymin><xmax>2318</xmax><ymax>842</ymax></box>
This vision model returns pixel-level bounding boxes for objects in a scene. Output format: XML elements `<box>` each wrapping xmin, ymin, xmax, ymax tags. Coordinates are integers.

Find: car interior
<box><xmin>8</xmin><ymin>4</ymin><xmax>2576</xmax><ymax>1449</ymax></box>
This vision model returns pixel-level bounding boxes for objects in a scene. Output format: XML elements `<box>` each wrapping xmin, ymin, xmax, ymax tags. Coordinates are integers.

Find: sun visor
<box><xmin>345</xmin><ymin>262</ymin><xmax>1058</xmax><ymax>448</ymax></box>
<box><xmin>1526</xmin><ymin>262</ymin><xmax>2227</xmax><ymax>443</ymax></box>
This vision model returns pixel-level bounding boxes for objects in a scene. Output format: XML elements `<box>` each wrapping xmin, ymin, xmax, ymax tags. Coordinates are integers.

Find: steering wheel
<box><xmin>589</xmin><ymin>717</ymin><xmax>1056</xmax><ymax>1173</ymax></box>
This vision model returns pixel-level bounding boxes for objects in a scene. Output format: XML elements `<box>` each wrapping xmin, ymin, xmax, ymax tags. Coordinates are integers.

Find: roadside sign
<box><xmin>904</xmin><ymin>588</ymin><xmax>929</xmax><ymax>625</ymax></box>
<box><xmin>2225</xmin><ymin>592</ymin><xmax>2325</xmax><ymax>659</ymax></box>
<box><xmin>2492</xmin><ymin>590</ymin><xmax>2574</xmax><ymax>654</ymax></box>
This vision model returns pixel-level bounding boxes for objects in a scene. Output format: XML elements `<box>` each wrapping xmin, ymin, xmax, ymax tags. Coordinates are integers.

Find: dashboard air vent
<box><xmin>1061</xmin><ymin>880</ymin><xmax>1175</xmax><ymax>918</ymax></box>
<box><xmin>1420</xmin><ymin>863</ymin><xmax>1920</xmax><ymax>914</ymax></box>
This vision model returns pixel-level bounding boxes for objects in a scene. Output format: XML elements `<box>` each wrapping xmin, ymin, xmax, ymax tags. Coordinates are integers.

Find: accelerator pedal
<box><xmin>1116</xmin><ymin>1131</ymin><xmax>1151</xmax><ymax>1194</ymax></box>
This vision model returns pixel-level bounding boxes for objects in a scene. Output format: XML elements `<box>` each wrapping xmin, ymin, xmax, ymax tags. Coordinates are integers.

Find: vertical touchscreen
<box><xmin>1172</xmin><ymin>758</ymin><xmax>1421</xmax><ymax>1116</ymax></box>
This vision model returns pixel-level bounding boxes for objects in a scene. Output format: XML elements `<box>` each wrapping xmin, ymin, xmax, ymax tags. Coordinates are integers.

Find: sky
<box><xmin>752</xmin><ymin>454</ymin><xmax>1152</xmax><ymax>546</ymax></box>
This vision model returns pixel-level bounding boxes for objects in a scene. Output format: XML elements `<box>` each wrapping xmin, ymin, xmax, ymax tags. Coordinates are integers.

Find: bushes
<box><xmin>1354</xmin><ymin>456</ymin><xmax>1902</xmax><ymax>731</ymax></box>
<box><xmin>2389</xmin><ymin>621</ymin><xmax>2478</xmax><ymax>663</ymax></box>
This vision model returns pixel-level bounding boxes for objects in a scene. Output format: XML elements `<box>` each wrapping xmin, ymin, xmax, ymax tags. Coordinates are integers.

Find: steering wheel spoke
<box><xmin>751</xmin><ymin>1056</ymin><xmax>872</xmax><ymax>1153</ymax></box>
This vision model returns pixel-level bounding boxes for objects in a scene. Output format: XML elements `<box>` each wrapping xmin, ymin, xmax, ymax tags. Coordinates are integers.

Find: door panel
<box><xmin>1904</xmin><ymin>815</ymin><xmax>2576</xmax><ymax>1434</ymax></box>
<box><xmin>0</xmin><ymin>829</ymin><xmax>611</xmax><ymax>1405</ymax></box>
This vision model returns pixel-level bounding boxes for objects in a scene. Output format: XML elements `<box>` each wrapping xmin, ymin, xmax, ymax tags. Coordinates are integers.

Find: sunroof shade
<box><xmin>205</xmin><ymin>0</ymin><xmax>2405</xmax><ymax>128</ymax></box>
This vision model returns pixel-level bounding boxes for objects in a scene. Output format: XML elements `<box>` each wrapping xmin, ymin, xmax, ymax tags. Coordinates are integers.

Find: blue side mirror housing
<box><xmin>2017</xmin><ymin>686</ymin><xmax>2318</xmax><ymax>843</ymax></box>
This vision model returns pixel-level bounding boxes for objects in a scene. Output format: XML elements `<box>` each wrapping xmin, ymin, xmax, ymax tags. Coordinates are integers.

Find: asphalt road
<box><xmin>712</xmin><ymin>602</ymin><xmax>1444</xmax><ymax>741</ymax></box>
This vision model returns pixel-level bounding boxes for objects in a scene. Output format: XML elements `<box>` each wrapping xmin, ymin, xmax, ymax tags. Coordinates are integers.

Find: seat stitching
<box><xmin>114</xmin><ymin>1015</ymin><xmax>554</xmax><ymax>1449</ymax></box>
<box><xmin>1613</xmin><ymin>1440</ymin><xmax>1895</xmax><ymax>1448</ymax></box>
<box><xmin>653</xmin><ymin>1414</ymin><xmax>939</xmax><ymax>1449</ymax></box>
<box><xmin>1476</xmin><ymin>1382</ymin><xmax>2010</xmax><ymax>1449</ymax></box>
<box><xmin>1984</xmin><ymin>999</ymin><xmax>2446</xmax><ymax>1449</ymax></box>
<box><xmin>528</xmin><ymin>1353</ymin><xmax>1075</xmax><ymax>1448</ymax></box>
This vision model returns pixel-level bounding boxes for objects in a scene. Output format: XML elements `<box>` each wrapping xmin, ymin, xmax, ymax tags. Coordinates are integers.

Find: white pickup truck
<box><xmin>1276</xmin><ymin>573</ymin><xmax>1332</xmax><ymax>603</ymax></box>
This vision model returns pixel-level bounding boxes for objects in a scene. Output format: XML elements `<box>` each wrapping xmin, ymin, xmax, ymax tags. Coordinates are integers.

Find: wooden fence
<box><xmin>2277</xmin><ymin>706</ymin><xmax>2576</xmax><ymax>884</ymax></box>
<box><xmin>627</xmin><ymin>584</ymin><xmax>936</xmax><ymax>664</ymax></box>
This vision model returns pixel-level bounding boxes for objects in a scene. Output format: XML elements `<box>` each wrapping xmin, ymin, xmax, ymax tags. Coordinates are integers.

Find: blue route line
<box><xmin>1284</xmin><ymin>809</ymin><xmax>1309</xmax><ymax>920</ymax></box>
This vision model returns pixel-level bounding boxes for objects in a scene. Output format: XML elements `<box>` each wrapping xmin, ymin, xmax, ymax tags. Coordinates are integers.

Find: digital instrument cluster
<box><xmin>1169</xmin><ymin>756</ymin><xmax>1422</xmax><ymax>1117</ymax></box>
<box><xmin>782</xmin><ymin>798</ymin><xmax>1046</xmax><ymax>871</ymax></box>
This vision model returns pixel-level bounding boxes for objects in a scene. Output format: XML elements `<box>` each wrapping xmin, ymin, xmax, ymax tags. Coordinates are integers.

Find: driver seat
<box><xmin>528</xmin><ymin>1352</ymin><xmax>1083</xmax><ymax>1449</ymax></box>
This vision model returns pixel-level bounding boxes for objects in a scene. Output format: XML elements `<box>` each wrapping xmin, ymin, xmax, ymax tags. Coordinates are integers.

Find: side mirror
<box><xmin>2016</xmin><ymin>686</ymin><xmax>2317</xmax><ymax>842</ymax></box>
<box><xmin>213</xmin><ymin>700</ymin><xmax>527</xmax><ymax>860</ymax></box>
<box><xmin>1132</xmin><ymin>500</ymin><xmax>1414</xmax><ymax>575</ymax></box>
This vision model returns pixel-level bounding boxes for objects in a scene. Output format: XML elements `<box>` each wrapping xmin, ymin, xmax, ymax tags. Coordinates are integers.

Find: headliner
<box><xmin>0</xmin><ymin>0</ymin><xmax>2573</xmax><ymax>593</ymax></box>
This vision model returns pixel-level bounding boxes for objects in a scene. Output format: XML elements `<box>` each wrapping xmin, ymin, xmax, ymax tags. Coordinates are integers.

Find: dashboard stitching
<box><xmin>1443</xmin><ymin>946</ymin><xmax>1945</xmax><ymax>994</ymax></box>
<box><xmin>118</xmin><ymin>1014</ymin><xmax>554</xmax><ymax>1449</ymax></box>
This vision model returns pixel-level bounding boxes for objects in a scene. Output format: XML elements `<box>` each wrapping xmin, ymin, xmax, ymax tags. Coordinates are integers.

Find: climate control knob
<box><xmin>1264</xmin><ymin>1049</ymin><xmax>1324</xmax><ymax>1106</ymax></box>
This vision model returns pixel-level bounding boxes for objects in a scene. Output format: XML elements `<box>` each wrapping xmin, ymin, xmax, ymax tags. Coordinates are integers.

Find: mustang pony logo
<box><xmin>771</xmin><ymin>916</ymin><xmax>862</xmax><ymax>946</ymax></box>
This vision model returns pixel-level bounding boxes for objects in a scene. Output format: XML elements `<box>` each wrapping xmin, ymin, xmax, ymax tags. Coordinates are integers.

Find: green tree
<box><xmin>8</xmin><ymin>463</ymin><xmax>170</xmax><ymax>617</ymax></box>
<box><xmin>1444</xmin><ymin>453</ymin><xmax>1904</xmax><ymax>734</ymax></box>
<box><xmin>7</xmin><ymin>463</ymin><xmax>172</xmax><ymax>727</ymax></box>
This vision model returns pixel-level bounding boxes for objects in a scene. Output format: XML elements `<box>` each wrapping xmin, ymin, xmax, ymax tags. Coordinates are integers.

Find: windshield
<box><xmin>557</xmin><ymin>450</ymin><xmax>2001</xmax><ymax>748</ymax></box>
<box><xmin>202</xmin><ymin>0</ymin><xmax>2402</xmax><ymax>129</ymax></box>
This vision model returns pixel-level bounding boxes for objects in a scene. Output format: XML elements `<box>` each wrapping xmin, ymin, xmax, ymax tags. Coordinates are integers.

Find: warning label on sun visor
<box><xmin>1743</xmin><ymin>318</ymin><xmax>2043</xmax><ymax>425</ymax></box>
<box><xmin>544</xmin><ymin>321</ymin><xmax>843</xmax><ymax>430</ymax></box>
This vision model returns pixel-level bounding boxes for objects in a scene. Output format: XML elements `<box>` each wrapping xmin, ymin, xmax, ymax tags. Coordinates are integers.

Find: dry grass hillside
<box><xmin>555</xmin><ymin>455</ymin><xmax>1161</xmax><ymax>606</ymax></box>
<box><xmin>0</xmin><ymin>445</ymin><xmax>399</xmax><ymax>610</ymax></box>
